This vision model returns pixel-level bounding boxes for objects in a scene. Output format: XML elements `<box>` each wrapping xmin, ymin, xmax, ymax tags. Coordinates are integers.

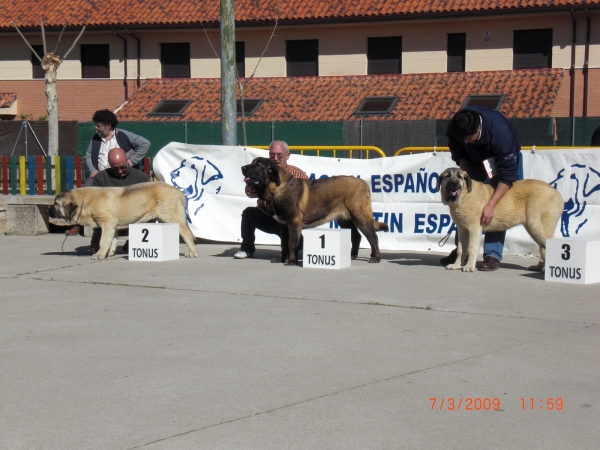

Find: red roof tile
<box><xmin>1</xmin><ymin>0</ymin><xmax>597</xmax><ymax>28</ymax></box>
<box><xmin>115</xmin><ymin>69</ymin><xmax>563</xmax><ymax>122</ymax></box>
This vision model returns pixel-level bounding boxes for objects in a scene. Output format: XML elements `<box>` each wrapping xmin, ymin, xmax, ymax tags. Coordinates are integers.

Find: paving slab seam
<box><xmin>15</xmin><ymin>276</ymin><xmax>599</xmax><ymax>326</ymax></box>
<box><xmin>123</xmin><ymin>323</ymin><xmax>596</xmax><ymax>449</ymax></box>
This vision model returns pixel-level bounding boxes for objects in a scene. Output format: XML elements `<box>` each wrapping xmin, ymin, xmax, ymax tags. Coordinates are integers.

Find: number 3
<box><xmin>561</xmin><ymin>244</ymin><xmax>570</xmax><ymax>260</ymax></box>
<box><xmin>142</xmin><ymin>228</ymin><xmax>149</xmax><ymax>242</ymax></box>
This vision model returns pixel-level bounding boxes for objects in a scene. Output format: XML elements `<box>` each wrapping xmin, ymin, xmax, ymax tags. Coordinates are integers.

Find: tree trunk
<box><xmin>44</xmin><ymin>56</ymin><xmax>60</xmax><ymax>156</ymax></box>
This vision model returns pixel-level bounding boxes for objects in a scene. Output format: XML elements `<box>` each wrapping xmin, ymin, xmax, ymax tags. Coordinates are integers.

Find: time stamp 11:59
<box><xmin>429</xmin><ymin>397</ymin><xmax>564</xmax><ymax>411</ymax></box>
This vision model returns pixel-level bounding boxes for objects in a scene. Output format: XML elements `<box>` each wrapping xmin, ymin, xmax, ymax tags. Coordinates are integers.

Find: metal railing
<box><xmin>253</xmin><ymin>145</ymin><xmax>386</xmax><ymax>158</ymax></box>
<box><xmin>394</xmin><ymin>145</ymin><xmax>598</xmax><ymax>156</ymax></box>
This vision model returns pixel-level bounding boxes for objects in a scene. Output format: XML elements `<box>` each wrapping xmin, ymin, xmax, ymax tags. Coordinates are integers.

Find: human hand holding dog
<box><xmin>481</xmin><ymin>203</ymin><xmax>495</xmax><ymax>225</ymax></box>
<box><xmin>480</xmin><ymin>183</ymin><xmax>510</xmax><ymax>225</ymax></box>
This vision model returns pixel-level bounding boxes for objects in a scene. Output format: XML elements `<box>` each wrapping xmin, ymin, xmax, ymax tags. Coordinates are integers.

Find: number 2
<box><xmin>561</xmin><ymin>244</ymin><xmax>570</xmax><ymax>260</ymax></box>
<box><xmin>319</xmin><ymin>234</ymin><xmax>325</xmax><ymax>249</ymax></box>
<box><xmin>142</xmin><ymin>228</ymin><xmax>149</xmax><ymax>242</ymax></box>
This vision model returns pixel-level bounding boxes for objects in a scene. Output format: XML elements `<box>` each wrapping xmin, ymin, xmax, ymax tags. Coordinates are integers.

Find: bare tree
<box><xmin>11</xmin><ymin>20</ymin><xmax>86</xmax><ymax>156</ymax></box>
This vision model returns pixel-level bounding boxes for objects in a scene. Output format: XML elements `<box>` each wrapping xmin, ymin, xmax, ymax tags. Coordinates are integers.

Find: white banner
<box><xmin>153</xmin><ymin>143</ymin><xmax>600</xmax><ymax>255</ymax></box>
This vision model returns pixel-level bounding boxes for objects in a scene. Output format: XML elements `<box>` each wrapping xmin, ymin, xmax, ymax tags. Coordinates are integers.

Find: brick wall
<box><xmin>0</xmin><ymin>79</ymin><xmax>139</xmax><ymax>122</ymax></box>
<box><xmin>552</xmin><ymin>68</ymin><xmax>600</xmax><ymax>117</ymax></box>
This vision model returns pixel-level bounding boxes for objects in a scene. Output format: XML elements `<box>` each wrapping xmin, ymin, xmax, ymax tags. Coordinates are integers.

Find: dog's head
<box><xmin>241</xmin><ymin>157</ymin><xmax>281</xmax><ymax>196</ymax></box>
<box><xmin>437</xmin><ymin>167</ymin><xmax>472</xmax><ymax>205</ymax></box>
<box><xmin>48</xmin><ymin>190</ymin><xmax>79</xmax><ymax>225</ymax></box>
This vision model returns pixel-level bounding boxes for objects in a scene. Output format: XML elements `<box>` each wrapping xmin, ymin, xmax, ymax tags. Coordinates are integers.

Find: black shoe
<box><xmin>440</xmin><ymin>248</ymin><xmax>458</xmax><ymax>265</ymax></box>
<box><xmin>479</xmin><ymin>256</ymin><xmax>500</xmax><ymax>271</ymax></box>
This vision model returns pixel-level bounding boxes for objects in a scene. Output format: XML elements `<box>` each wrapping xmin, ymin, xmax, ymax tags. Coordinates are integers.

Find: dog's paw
<box><xmin>284</xmin><ymin>259</ymin><xmax>298</xmax><ymax>266</ymax></box>
<box><xmin>185</xmin><ymin>248</ymin><xmax>198</xmax><ymax>258</ymax></box>
<box><xmin>462</xmin><ymin>265</ymin><xmax>476</xmax><ymax>272</ymax></box>
<box><xmin>527</xmin><ymin>264</ymin><xmax>543</xmax><ymax>272</ymax></box>
<box><xmin>271</xmin><ymin>257</ymin><xmax>283</xmax><ymax>263</ymax></box>
<box><xmin>368</xmin><ymin>257</ymin><xmax>381</xmax><ymax>263</ymax></box>
<box><xmin>91</xmin><ymin>253</ymin><xmax>105</xmax><ymax>260</ymax></box>
<box><xmin>445</xmin><ymin>263</ymin><xmax>462</xmax><ymax>270</ymax></box>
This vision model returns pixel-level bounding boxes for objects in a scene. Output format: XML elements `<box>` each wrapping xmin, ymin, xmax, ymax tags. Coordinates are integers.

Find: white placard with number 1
<box><xmin>129</xmin><ymin>223</ymin><xmax>180</xmax><ymax>261</ymax></box>
<box><xmin>303</xmin><ymin>228</ymin><xmax>351</xmax><ymax>269</ymax></box>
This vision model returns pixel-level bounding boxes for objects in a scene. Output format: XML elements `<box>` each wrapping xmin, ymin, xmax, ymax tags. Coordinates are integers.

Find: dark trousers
<box><xmin>240</xmin><ymin>207</ymin><xmax>282</xmax><ymax>254</ymax></box>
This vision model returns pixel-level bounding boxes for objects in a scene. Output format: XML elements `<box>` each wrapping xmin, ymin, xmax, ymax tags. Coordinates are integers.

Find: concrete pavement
<box><xmin>0</xmin><ymin>233</ymin><xmax>598</xmax><ymax>449</ymax></box>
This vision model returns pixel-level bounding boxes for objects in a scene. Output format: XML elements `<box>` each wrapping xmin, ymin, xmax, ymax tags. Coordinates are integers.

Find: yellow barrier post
<box><xmin>19</xmin><ymin>156</ymin><xmax>26</xmax><ymax>195</ymax></box>
<box><xmin>252</xmin><ymin>145</ymin><xmax>386</xmax><ymax>158</ymax></box>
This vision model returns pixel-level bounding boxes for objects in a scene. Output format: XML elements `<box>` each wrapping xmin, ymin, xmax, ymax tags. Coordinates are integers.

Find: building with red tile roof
<box><xmin>0</xmin><ymin>0</ymin><xmax>597</xmax><ymax>122</ymax></box>
<box><xmin>117</xmin><ymin>70</ymin><xmax>564</xmax><ymax>122</ymax></box>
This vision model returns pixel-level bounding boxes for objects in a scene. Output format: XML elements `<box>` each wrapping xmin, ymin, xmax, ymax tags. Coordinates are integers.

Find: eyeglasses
<box><xmin>269</xmin><ymin>152</ymin><xmax>288</xmax><ymax>160</ymax></box>
<box><xmin>108</xmin><ymin>164</ymin><xmax>128</xmax><ymax>173</ymax></box>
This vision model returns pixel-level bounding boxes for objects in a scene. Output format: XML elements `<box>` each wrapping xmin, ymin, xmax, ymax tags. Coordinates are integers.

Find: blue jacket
<box><xmin>446</xmin><ymin>106</ymin><xmax>521</xmax><ymax>186</ymax></box>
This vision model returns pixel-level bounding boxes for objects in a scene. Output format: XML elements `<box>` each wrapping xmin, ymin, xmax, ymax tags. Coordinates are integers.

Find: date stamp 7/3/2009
<box><xmin>429</xmin><ymin>398</ymin><xmax>564</xmax><ymax>411</ymax></box>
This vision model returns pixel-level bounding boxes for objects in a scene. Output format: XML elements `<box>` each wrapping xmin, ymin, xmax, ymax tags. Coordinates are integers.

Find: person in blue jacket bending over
<box><xmin>440</xmin><ymin>106</ymin><xmax>524</xmax><ymax>271</ymax></box>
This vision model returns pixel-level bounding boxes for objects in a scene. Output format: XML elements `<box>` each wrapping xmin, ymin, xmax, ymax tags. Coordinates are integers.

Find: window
<box><xmin>31</xmin><ymin>45</ymin><xmax>44</xmax><ymax>79</ymax></box>
<box><xmin>148</xmin><ymin>100</ymin><xmax>192</xmax><ymax>117</ymax></box>
<box><xmin>161</xmin><ymin>43</ymin><xmax>190</xmax><ymax>78</ymax></box>
<box><xmin>462</xmin><ymin>94</ymin><xmax>506</xmax><ymax>111</ymax></box>
<box><xmin>236</xmin><ymin>41</ymin><xmax>245</xmax><ymax>78</ymax></box>
<box><xmin>237</xmin><ymin>98</ymin><xmax>263</xmax><ymax>116</ymax></box>
<box><xmin>513</xmin><ymin>29</ymin><xmax>552</xmax><ymax>69</ymax></box>
<box><xmin>367</xmin><ymin>36</ymin><xmax>402</xmax><ymax>74</ymax></box>
<box><xmin>81</xmin><ymin>44</ymin><xmax>110</xmax><ymax>78</ymax></box>
<box><xmin>286</xmin><ymin>40</ymin><xmax>318</xmax><ymax>76</ymax></box>
<box><xmin>447</xmin><ymin>33</ymin><xmax>466</xmax><ymax>72</ymax></box>
<box><xmin>354</xmin><ymin>97</ymin><xmax>398</xmax><ymax>115</ymax></box>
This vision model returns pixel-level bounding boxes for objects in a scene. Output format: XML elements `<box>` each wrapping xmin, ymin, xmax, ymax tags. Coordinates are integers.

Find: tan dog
<box><xmin>241</xmin><ymin>157</ymin><xmax>388</xmax><ymax>265</ymax></box>
<box><xmin>48</xmin><ymin>182</ymin><xmax>198</xmax><ymax>260</ymax></box>
<box><xmin>438</xmin><ymin>167</ymin><xmax>563</xmax><ymax>272</ymax></box>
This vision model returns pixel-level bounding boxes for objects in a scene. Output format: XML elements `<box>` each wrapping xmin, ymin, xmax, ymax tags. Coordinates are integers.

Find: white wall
<box><xmin>0</xmin><ymin>11</ymin><xmax>598</xmax><ymax>81</ymax></box>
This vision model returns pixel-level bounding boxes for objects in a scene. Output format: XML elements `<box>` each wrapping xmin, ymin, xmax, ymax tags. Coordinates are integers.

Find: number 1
<box><xmin>319</xmin><ymin>234</ymin><xmax>325</xmax><ymax>249</ymax></box>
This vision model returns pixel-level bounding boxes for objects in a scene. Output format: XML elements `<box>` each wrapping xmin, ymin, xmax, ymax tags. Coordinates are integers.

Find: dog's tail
<box><xmin>374</xmin><ymin>221</ymin><xmax>389</xmax><ymax>232</ymax></box>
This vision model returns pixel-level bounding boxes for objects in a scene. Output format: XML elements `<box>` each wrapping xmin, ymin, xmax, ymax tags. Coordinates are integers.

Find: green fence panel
<box><xmin>237</xmin><ymin>122</ymin><xmax>272</xmax><ymax>147</ymax></box>
<box><xmin>119</xmin><ymin>122</ymin><xmax>186</xmax><ymax>158</ymax></box>
<box><xmin>435</xmin><ymin>119</ymin><xmax>451</xmax><ymax>147</ymax></box>
<box><xmin>510</xmin><ymin>118</ymin><xmax>555</xmax><ymax>146</ymax></box>
<box><xmin>77</xmin><ymin>122</ymin><xmax>96</xmax><ymax>156</ymax></box>
<box><xmin>274</xmin><ymin>121</ymin><xmax>343</xmax><ymax>146</ymax></box>
<box><xmin>186</xmin><ymin>122</ymin><xmax>222</xmax><ymax>145</ymax></box>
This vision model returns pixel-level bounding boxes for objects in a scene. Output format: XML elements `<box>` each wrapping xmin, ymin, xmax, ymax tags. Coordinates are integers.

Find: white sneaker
<box><xmin>234</xmin><ymin>250</ymin><xmax>253</xmax><ymax>259</ymax></box>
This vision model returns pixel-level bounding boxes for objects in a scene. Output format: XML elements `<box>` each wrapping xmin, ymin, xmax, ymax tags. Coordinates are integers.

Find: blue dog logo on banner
<box><xmin>549</xmin><ymin>164</ymin><xmax>600</xmax><ymax>237</ymax></box>
<box><xmin>170</xmin><ymin>156</ymin><xmax>223</xmax><ymax>222</ymax></box>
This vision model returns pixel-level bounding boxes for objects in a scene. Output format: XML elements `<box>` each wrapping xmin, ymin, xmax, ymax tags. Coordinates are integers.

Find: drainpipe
<box><xmin>570</xmin><ymin>10</ymin><xmax>576</xmax><ymax>145</ymax></box>
<box><xmin>126</xmin><ymin>29</ymin><xmax>141</xmax><ymax>89</ymax></box>
<box><xmin>583</xmin><ymin>9</ymin><xmax>590</xmax><ymax>117</ymax></box>
<box><xmin>113</xmin><ymin>30</ymin><xmax>128</xmax><ymax>100</ymax></box>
